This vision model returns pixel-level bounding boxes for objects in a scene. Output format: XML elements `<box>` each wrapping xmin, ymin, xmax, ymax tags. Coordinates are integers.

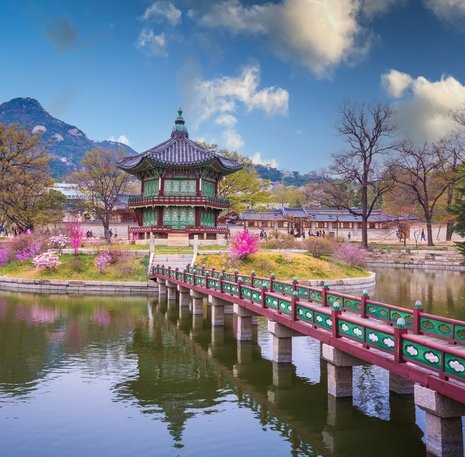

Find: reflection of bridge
<box><xmin>151</xmin><ymin>265</ymin><xmax>465</xmax><ymax>457</ymax></box>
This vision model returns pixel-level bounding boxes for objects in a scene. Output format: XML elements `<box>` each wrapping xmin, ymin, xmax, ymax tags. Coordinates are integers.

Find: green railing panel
<box><xmin>265</xmin><ymin>295</ymin><xmax>279</xmax><ymax>309</ymax></box>
<box><xmin>296</xmin><ymin>305</ymin><xmax>313</xmax><ymax>323</ymax></box>
<box><xmin>207</xmin><ymin>278</ymin><xmax>219</xmax><ymax>289</ymax></box>
<box><xmin>278</xmin><ymin>299</ymin><xmax>291</xmax><ymax>314</ymax></box>
<box><xmin>389</xmin><ymin>309</ymin><xmax>413</xmax><ymax>327</ymax></box>
<box><xmin>343</xmin><ymin>297</ymin><xmax>361</xmax><ymax>313</ymax></box>
<box><xmin>251</xmin><ymin>290</ymin><xmax>261</xmax><ymax>303</ymax></box>
<box><xmin>366</xmin><ymin>302</ymin><xmax>390</xmax><ymax>321</ymax></box>
<box><xmin>454</xmin><ymin>324</ymin><xmax>465</xmax><ymax>342</ymax></box>
<box><xmin>223</xmin><ymin>282</ymin><xmax>232</xmax><ymax>293</ymax></box>
<box><xmin>309</xmin><ymin>290</ymin><xmax>322</xmax><ymax>302</ymax></box>
<box><xmin>365</xmin><ymin>329</ymin><xmax>395</xmax><ymax>352</ymax></box>
<box><xmin>296</xmin><ymin>286</ymin><xmax>310</xmax><ymax>299</ymax></box>
<box><xmin>445</xmin><ymin>353</ymin><xmax>465</xmax><ymax>380</ymax></box>
<box><xmin>230</xmin><ymin>284</ymin><xmax>239</xmax><ymax>295</ymax></box>
<box><xmin>185</xmin><ymin>274</ymin><xmax>193</xmax><ymax>284</ymax></box>
<box><xmin>338</xmin><ymin>319</ymin><xmax>364</xmax><ymax>341</ymax></box>
<box><xmin>283</xmin><ymin>284</ymin><xmax>293</xmax><ymax>294</ymax></box>
<box><xmin>314</xmin><ymin>311</ymin><xmax>332</xmax><ymax>329</ymax></box>
<box><xmin>224</xmin><ymin>274</ymin><xmax>235</xmax><ymax>282</ymax></box>
<box><xmin>241</xmin><ymin>286</ymin><xmax>252</xmax><ymax>300</ymax></box>
<box><xmin>420</xmin><ymin>317</ymin><xmax>453</xmax><ymax>338</ymax></box>
<box><xmin>403</xmin><ymin>340</ymin><xmax>442</xmax><ymax>370</ymax></box>
<box><xmin>253</xmin><ymin>278</ymin><xmax>270</xmax><ymax>289</ymax></box>
<box><xmin>241</xmin><ymin>277</ymin><xmax>252</xmax><ymax>285</ymax></box>
<box><xmin>326</xmin><ymin>293</ymin><xmax>341</xmax><ymax>306</ymax></box>
<box><xmin>272</xmin><ymin>281</ymin><xmax>285</xmax><ymax>293</ymax></box>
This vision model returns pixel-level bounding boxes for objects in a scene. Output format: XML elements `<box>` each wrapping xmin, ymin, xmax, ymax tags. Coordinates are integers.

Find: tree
<box><xmin>216</xmin><ymin>150</ymin><xmax>272</xmax><ymax>217</ymax></box>
<box><xmin>388</xmin><ymin>141</ymin><xmax>465</xmax><ymax>246</ymax></box>
<box><xmin>271</xmin><ymin>184</ymin><xmax>305</xmax><ymax>207</ymax></box>
<box><xmin>69</xmin><ymin>148</ymin><xmax>133</xmax><ymax>242</ymax></box>
<box><xmin>66</xmin><ymin>220</ymin><xmax>85</xmax><ymax>255</ymax></box>
<box><xmin>0</xmin><ymin>124</ymin><xmax>62</xmax><ymax>230</ymax></box>
<box><xmin>323</xmin><ymin>103</ymin><xmax>396</xmax><ymax>248</ymax></box>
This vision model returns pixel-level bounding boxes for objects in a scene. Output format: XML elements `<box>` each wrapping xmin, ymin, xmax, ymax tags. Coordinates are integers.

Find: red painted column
<box><xmin>196</xmin><ymin>177</ymin><xmax>200</xmax><ymax>196</ymax></box>
<box><xmin>160</xmin><ymin>176</ymin><xmax>165</xmax><ymax>196</ymax></box>
<box><xmin>157</xmin><ymin>207</ymin><xmax>163</xmax><ymax>227</ymax></box>
<box><xmin>195</xmin><ymin>207</ymin><xmax>200</xmax><ymax>228</ymax></box>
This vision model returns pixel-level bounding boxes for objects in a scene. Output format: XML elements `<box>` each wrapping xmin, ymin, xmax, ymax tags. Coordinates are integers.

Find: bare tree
<box><xmin>69</xmin><ymin>148</ymin><xmax>133</xmax><ymax>242</ymax></box>
<box><xmin>388</xmin><ymin>141</ymin><xmax>465</xmax><ymax>246</ymax></box>
<box><xmin>324</xmin><ymin>102</ymin><xmax>396</xmax><ymax>248</ymax></box>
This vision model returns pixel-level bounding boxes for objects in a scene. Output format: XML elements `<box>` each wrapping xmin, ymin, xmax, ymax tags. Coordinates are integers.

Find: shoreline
<box><xmin>0</xmin><ymin>272</ymin><xmax>376</xmax><ymax>295</ymax></box>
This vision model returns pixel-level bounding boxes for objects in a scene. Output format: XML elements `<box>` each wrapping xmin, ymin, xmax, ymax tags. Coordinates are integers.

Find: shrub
<box><xmin>49</xmin><ymin>234</ymin><xmax>70</xmax><ymax>253</ymax></box>
<box><xmin>69</xmin><ymin>256</ymin><xmax>85</xmax><ymax>273</ymax></box>
<box><xmin>303</xmin><ymin>237</ymin><xmax>337</xmax><ymax>258</ymax></box>
<box><xmin>95</xmin><ymin>251</ymin><xmax>112</xmax><ymax>273</ymax></box>
<box><xmin>9</xmin><ymin>234</ymin><xmax>44</xmax><ymax>262</ymax></box>
<box><xmin>229</xmin><ymin>229</ymin><xmax>259</xmax><ymax>260</ymax></box>
<box><xmin>0</xmin><ymin>247</ymin><xmax>8</xmax><ymax>266</ymax></box>
<box><xmin>33</xmin><ymin>250</ymin><xmax>61</xmax><ymax>270</ymax></box>
<box><xmin>261</xmin><ymin>232</ymin><xmax>297</xmax><ymax>250</ymax></box>
<box><xmin>118</xmin><ymin>257</ymin><xmax>136</xmax><ymax>276</ymax></box>
<box><xmin>67</xmin><ymin>221</ymin><xmax>85</xmax><ymax>255</ymax></box>
<box><xmin>333</xmin><ymin>243</ymin><xmax>366</xmax><ymax>267</ymax></box>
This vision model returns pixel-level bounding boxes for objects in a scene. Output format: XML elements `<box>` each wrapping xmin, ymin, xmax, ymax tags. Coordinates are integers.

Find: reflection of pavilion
<box><xmin>116</xmin><ymin>299</ymin><xmax>425</xmax><ymax>456</ymax></box>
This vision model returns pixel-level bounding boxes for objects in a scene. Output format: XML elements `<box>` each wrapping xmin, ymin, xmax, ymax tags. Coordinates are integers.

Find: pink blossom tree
<box><xmin>67</xmin><ymin>221</ymin><xmax>85</xmax><ymax>255</ymax></box>
<box><xmin>229</xmin><ymin>229</ymin><xmax>259</xmax><ymax>260</ymax></box>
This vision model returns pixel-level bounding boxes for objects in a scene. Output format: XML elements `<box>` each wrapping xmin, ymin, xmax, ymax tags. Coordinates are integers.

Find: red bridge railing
<box><xmin>152</xmin><ymin>264</ymin><xmax>465</xmax><ymax>392</ymax></box>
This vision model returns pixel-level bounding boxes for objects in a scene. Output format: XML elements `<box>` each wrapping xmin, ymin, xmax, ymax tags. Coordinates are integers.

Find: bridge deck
<box><xmin>151</xmin><ymin>265</ymin><xmax>465</xmax><ymax>404</ymax></box>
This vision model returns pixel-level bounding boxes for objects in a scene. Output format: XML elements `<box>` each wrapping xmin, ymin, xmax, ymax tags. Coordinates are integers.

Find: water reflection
<box><xmin>0</xmin><ymin>284</ymin><xmax>430</xmax><ymax>456</ymax></box>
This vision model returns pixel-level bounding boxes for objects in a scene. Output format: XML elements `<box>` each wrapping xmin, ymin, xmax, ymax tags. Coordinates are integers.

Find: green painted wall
<box><xmin>202</xmin><ymin>180</ymin><xmax>215</xmax><ymax>197</ymax></box>
<box><xmin>164</xmin><ymin>179</ymin><xmax>196</xmax><ymax>195</ymax></box>
<box><xmin>163</xmin><ymin>207</ymin><xmax>195</xmax><ymax>229</ymax></box>
<box><xmin>143</xmin><ymin>208</ymin><xmax>157</xmax><ymax>226</ymax></box>
<box><xmin>200</xmin><ymin>208</ymin><xmax>215</xmax><ymax>227</ymax></box>
<box><xmin>143</xmin><ymin>179</ymin><xmax>159</xmax><ymax>196</ymax></box>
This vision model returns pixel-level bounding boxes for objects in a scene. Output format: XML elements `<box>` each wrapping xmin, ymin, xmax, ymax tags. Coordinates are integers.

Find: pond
<box><xmin>0</xmin><ymin>268</ymin><xmax>464</xmax><ymax>456</ymax></box>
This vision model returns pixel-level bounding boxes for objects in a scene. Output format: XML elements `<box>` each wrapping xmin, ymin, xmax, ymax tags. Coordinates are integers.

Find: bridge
<box><xmin>150</xmin><ymin>264</ymin><xmax>465</xmax><ymax>457</ymax></box>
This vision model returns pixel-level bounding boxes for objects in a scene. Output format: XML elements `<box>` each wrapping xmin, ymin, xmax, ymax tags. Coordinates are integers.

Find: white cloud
<box><xmin>223</xmin><ymin>129</ymin><xmax>244</xmax><ymax>151</ymax></box>
<box><xmin>250</xmin><ymin>152</ymin><xmax>279</xmax><ymax>168</ymax></box>
<box><xmin>381</xmin><ymin>69</ymin><xmax>465</xmax><ymax>143</ymax></box>
<box><xmin>136</xmin><ymin>28</ymin><xmax>167</xmax><ymax>56</ymax></box>
<box><xmin>108</xmin><ymin>135</ymin><xmax>131</xmax><ymax>146</ymax></box>
<box><xmin>198</xmin><ymin>0</ymin><xmax>400</xmax><ymax>78</ymax></box>
<box><xmin>424</xmin><ymin>0</ymin><xmax>465</xmax><ymax>25</ymax></box>
<box><xmin>142</xmin><ymin>1</ymin><xmax>182</xmax><ymax>25</ymax></box>
<box><xmin>186</xmin><ymin>64</ymin><xmax>288</xmax><ymax>152</ymax></box>
<box><xmin>381</xmin><ymin>69</ymin><xmax>413</xmax><ymax>98</ymax></box>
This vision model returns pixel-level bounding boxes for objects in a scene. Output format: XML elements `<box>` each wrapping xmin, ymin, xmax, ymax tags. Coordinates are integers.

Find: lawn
<box><xmin>195</xmin><ymin>252</ymin><xmax>369</xmax><ymax>281</ymax></box>
<box><xmin>0</xmin><ymin>254</ymin><xmax>150</xmax><ymax>282</ymax></box>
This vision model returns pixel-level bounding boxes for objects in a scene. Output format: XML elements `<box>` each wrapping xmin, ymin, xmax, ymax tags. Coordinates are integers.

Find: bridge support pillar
<box><xmin>233</xmin><ymin>304</ymin><xmax>255</xmax><ymax>341</ymax></box>
<box><xmin>389</xmin><ymin>372</ymin><xmax>413</xmax><ymax>395</ymax></box>
<box><xmin>157</xmin><ymin>278</ymin><xmax>167</xmax><ymax>295</ymax></box>
<box><xmin>414</xmin><ymin>384</ymin><xmax>465</xmax><ymax>457</ymax></box>
<box><xmin>272</xmin><ymin>361</ymin><xmax>293</xmax><ymax>388</ymax></box>
<box><xmin>166</xmin><ymin>281</ymin><xmax>177</xmax><ymax>302</ymax></box>
<box><xmin>190</xmin><ymin>290</ymin><xmax>205</xmax><ymax>315</ymax></box>
<box><xmin>177</xmin><ymin>285</ymin><xmax>190</xmax><ymax>307</ymax></box>
<box><xmin>322</xmin><ymin>344</ymin><xmax>363</xmax><ymax>398</ymax></box>
<box><xmin>210</xmin><ymin>326</ymin><xmax>224</xmax><ymax>357</ymax></box>
<box><xmin>209</xmin><ymin>296</ymin><xmax>228</xmax><ymax>326</ymax></box>
<box><xmin>268</xmin><ymin>320</ymin><xmax>300</xmax><ymax>363</ymax></box>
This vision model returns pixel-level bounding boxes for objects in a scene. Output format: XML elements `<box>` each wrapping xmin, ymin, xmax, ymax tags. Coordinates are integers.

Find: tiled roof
<box><xmin>117</xmin><ymin>110</ymin><xmax>242</xmax><ymax>175</ymax></box>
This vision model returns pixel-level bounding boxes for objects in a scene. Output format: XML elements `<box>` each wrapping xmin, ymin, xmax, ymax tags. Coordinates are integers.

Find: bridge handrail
<box><xmin>155</xmin><ymin>264</ymin><xmax>465</xmax><ymax>388</ymax></box>
<box><xmin>162</xmin><ymin>265</ymin><xmax>465</xmax><ymax>346</ymax></box>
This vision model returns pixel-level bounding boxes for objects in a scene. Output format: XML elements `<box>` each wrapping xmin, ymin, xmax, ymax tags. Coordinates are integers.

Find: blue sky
<box><xmin>2</xmin><ymin>0</ymin><xmax>465</xmax><ymax>172</ymax></box>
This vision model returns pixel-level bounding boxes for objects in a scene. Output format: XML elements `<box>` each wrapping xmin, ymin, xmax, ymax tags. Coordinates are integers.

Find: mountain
<box><xmin>0</xmin><ymin>97</ymin><xmax>137</xmax><ymax>178</ymax></box>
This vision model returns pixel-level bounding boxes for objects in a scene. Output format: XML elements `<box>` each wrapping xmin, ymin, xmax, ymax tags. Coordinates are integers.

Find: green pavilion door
<box><xmin>163</xmin><ymin>207</ymin><xmax>195</xmax><ymax>229</ymax></box>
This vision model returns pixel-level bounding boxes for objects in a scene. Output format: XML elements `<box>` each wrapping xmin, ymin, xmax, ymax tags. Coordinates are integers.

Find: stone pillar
<box><xmin>209</xmin><ymin>326</ymin><xmax>224</xmax><ymax>357</ymax></box>
<box><xmin>177</xmin><ymin>285</ymin><xmax>190</xmax><ymax>307</ymax></box>
<box><xmin>272</xmin><ymin>361</ymin><xmax>293</xmax><ymax>388</ymax></box>
<box><xmin>321</xmin><ymin>344</ymin><xmax>363</xmax><ymax>398</ymax></box>
<box><xmin>233</xmin><ymin>341</ymin><xmax>253</xmax><ymax>377</ymax></box>
<box><xmin>389</xmin><ymin>372</ymin><xmax>414</xmax><ymax>395</ymax></box>
<box><xmin>233</xmin><ymin>303</ymin><xmax>254</xmax><ymax>341</ymax></box>
<box><xmin>190</xmin><ymin>290</ymin><xmax>205</xmax><ymax>316</ymax></box>
<box><xmin>224</xmin><ymin>303</ymin><xmax>234</xmax><ymax>314</ymax></box>
<box><xmin>268</xmin><ymin>320</ymin><xmax>300</xmax><ymax>363</ymax></box>
<box><xmin>166</xmin><ymin>280</ymin><xmax>177</xmax><ymax>302</ymax></box>
<box><xmin>157</xmin><ymin>278</ymin><xmax>167</xmax><ymax>295</ymax></box>
<box><xmin>209</xmin><ymin>296</ymin><xmax>227</xmax><ymax>327</ymax></box>
<box><xmin>178</xmin><ymin>305</ymin><xmax>190</xmax><ymax>326</ymax></box>
<box><xmin>414</xmin><ymin>384</ymin><xmax>465</xmax><ymax>457</ymax></box>
<box><xmin>192</xmin><ymin>314</ymin><xmax>203</xmax><ymax>331</ymax></box>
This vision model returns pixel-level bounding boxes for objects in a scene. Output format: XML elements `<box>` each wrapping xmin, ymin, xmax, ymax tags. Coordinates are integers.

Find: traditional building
<box><xmin>116</xmin><ymin>109</ymin><xmax>242</xmax><ymax>244</ymax></box>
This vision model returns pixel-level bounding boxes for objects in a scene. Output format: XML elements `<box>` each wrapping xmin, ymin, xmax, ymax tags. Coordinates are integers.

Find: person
<box><xmin>348</xmin><ymin>232</ymin><xmax>351</xmax><ymax>241</ymax></box>
<box><xmin>420</xmin><ymin>229</ymin><xmax>426</xmax><ymax>241</ymax></box>
<box><xmin>114</xmin><ymin>230</ymin><xmax>118</xmax><ymax>238</ymax></box>
<box><xmin>109</xmin><ymin>229</ymin><xmax>113</xmax><ymax>238</ymax></box>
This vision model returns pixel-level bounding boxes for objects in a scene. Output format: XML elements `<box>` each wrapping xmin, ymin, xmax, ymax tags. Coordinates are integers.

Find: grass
<box><xmin>0</xmin><ymin>254</ymin><xmax>150</xmax><ymax>282</ymax></box>
<box><xmin>195</xmin><ymin>252</ymin><xmax>369</xmax><ymax>281</ymax></box>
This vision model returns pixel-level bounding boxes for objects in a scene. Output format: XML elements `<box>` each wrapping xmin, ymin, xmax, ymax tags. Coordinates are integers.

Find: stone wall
<box><xmin>0</xmin><ymin>276</ymin><xmax>159</xmax><ymax>295</ymax></box>
<box><xmin>366</xmin><ymin>248</ymin><xmax>465</xmax><ymax>270</ymax></box>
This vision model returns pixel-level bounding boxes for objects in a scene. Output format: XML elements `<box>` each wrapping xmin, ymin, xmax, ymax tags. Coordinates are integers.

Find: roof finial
<box><xmin>172</xmin><ymin>107</ymin><xmax>188</xmax><ymax>138</ymax></box>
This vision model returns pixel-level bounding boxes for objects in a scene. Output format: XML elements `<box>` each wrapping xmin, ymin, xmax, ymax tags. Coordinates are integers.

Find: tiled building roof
<box><xmin>116</xmin><ymin>109</ymin><xmax>242</xmax><ymax>175</ymax></box>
